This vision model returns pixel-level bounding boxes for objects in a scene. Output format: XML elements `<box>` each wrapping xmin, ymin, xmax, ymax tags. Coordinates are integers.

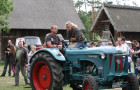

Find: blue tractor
<box><xmin>29</xmin><ymin>43</ymin><xmax>139</xmax><ymax>90</ymax></box>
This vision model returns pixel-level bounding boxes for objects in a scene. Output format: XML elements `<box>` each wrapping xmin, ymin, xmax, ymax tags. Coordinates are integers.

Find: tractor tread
<box><xmin>82</xmin><ymin>75</ymin><xmax>98</xmax><ymax>90</ymax></box>
<box><xmin>122</xmin><ymin>73</ymin><xmax>139</xmax><ymax>90</ymax></box>
<box><xmin>30</xmin><ymin>52</ymin><xmax>64</xmax><ymax>90</ymax></box>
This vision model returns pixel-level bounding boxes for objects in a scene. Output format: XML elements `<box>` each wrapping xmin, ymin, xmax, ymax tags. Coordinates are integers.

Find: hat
<box><xmin>121</xmin><ymin>37</ymin><xmax>125</xmax><ymax>41</ymax></box>
<box><xmin>91</xmin><ymin>42</ymin><xmax>95</xmax><ymax>45</ymax></box>
<box><xmin>98</xmin><ymin>41</ymin><xmax>101</xmax><ymax>43</ymax></box>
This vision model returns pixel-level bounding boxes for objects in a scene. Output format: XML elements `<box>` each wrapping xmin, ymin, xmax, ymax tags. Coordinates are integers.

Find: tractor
<box><xmin>29</xmin><ymin>42</ymin><xmax>139</xmax><ymax>90</ymax></box>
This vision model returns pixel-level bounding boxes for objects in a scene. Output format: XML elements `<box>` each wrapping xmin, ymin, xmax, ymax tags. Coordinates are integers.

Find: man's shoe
<box><xmin>24</xmin><ymin>83</ymin><xmax>30</xmax><ymax>88</ymax></box>
<box><xmin>12</xmin><ymin>74</ymin><xmax>15</xmax><ymax>77</ymax></box>
<box><xmin>12</xmin><ymin>84</ymin><xmax>18</xmax><ymax>86</ymax></box>
<box><xmin>24</xmin><ymin>83</ymin><xmax>30</xmax><ymax>86</ymax></box>
<box><xmin>1</xmin><ymin>74</ymin><xmax>5</xmax><ymax>77</ymax></box>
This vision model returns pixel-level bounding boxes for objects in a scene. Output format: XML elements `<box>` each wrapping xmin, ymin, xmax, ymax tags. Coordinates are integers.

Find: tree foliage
<box><xmin>0</xmin><ymin>0</ymin><xmax>14</xmax><ymax>33</ymax></box>
<box><xmin>73</xmin><ymin>0</ymin><xmax>102</xmax><ymax>41</ymax></box>
<box><xmin>73</xmin><ymin>0</ymin><xmax>137</xmax><ymax>41</ymax></box>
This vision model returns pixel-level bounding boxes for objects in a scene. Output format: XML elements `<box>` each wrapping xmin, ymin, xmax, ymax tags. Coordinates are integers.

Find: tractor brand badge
<box><xmin>88</xmin><ymin>55</ymin><xmax>97</xmax><ymax>58</ymax></box>
<box><xmin>117</xmin><ymin>59</ymin><xmax>120</xmax><ymax>64</ymax></box>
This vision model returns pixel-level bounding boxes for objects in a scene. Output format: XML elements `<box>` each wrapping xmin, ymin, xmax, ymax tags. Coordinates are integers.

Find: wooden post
<box><xmin>92</xmin><ymin>31</ymin><xmax>94</xmax><ymax>40</ymax></box>
<box><xmin>92</xmin><ymin>0</ymin><xmax>95</xmax><ymax>40</ymax></box>
<box><xmin>92</xmin><ymin>6</ymin><xmax>94</xmax><ymax>24</ymax></box>
<box><xmin>0</xmin><ymin>34</ymin><xmax>1</xmax><ymax>61</ymax></box>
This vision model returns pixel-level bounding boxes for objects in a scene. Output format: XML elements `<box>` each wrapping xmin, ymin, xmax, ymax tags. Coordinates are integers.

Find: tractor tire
<box><xmin>70</xmin><ymin>84</ymin><xmax>82</xmax><ymax>90</ymax></box>
<box><xmin>30</xmin><ymin>52</ymin><xmax>64</xmax><ymax>90</ymax></box>
<box><xmin>82</xmin><ymin>75</ymin><xmax>98</xmax><ymax>90</ymax></box>
<box><xmin>122</xmin><ymin>73</ymin><xmax>139</xmax><ymax>90</ymax></box>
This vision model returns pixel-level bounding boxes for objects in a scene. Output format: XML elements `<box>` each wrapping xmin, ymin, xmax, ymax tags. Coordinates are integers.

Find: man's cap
<box><xmin>98</xmin><ymin>41</ymin><xmax>101</xmax><ymax>43</ymax></box>
<box><xmin>121</xmin><ymin>37</ymin><xmax>125</xmax><ymax>41</ymax></box>
<box><xmin>91</xmin><ymin>42</ymin><xmax>95</xmax><ymax>45</ymax></box>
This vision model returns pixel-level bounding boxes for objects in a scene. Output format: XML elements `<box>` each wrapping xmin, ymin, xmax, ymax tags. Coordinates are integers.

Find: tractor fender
<box><xmin>30</xmin><ymin>48</ymin><xmax>66</xmax><ymax>63</ymax></box>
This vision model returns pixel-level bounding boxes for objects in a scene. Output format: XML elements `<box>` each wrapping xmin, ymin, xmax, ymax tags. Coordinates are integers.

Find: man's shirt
<box><xmin>116</xmin><ymin>45</ymin><xmax>123</xmax><ymax>51</ymax></box>
<box><xmin>16</xmin><ymin>48</ymin><xmax>22</xmax><ymax>61</ymax></box>
<box><xmin>122</xmin><ymin>43</ymin><xmax>130</xmax><ymax>54</ymax></box>
<box><xmin>45</xmin><ymin>33</ymin><xmax>61</xmax><ymax>47</ymax></box>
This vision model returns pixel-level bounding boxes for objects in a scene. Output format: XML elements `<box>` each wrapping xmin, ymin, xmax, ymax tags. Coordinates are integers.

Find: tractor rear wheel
<box><xmin>82</xmin><ymin>75</ymin><xmax>98</xmax><ymax>90</ymax></box>
<box><xmin>30</xmin><ymin>52</ymin><xmax>64</xmax><ymax>90</ymax></box>
<box><xmin>122</xmin><ymin>73</ymin><xmax>139</xmax><ymax>90</ymax></box>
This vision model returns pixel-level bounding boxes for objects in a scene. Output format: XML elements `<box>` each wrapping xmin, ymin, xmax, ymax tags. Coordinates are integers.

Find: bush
<box><xmin>0</xmin><ymin>61</ymin><xmax>4</xmax><ymax>66</ymax></box>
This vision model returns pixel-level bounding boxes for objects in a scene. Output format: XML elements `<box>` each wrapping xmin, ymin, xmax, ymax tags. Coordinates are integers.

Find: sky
<box><xmin>74</xmin><ymin>0</ymin><xmax>140</xmax><ymax>6</ymax></box>
<box><xmin>103</xmin><ymin>0</ymin><xmax>140</xmax><ymax>6</ymax></box>
<box><xmin>73</xmin><ymin>0</ymin><xmax>140</xmax><ymax>11</ymax></box>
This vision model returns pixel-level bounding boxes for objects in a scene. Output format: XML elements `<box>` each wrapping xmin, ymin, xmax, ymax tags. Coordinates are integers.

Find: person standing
<box><xmin>13</xmin><ymin>41</ymin><xmax>28</xmax><ymax>86</ymax></box>
<box><xmin>115</xmin><ymin>41</ymin><xmax>119</xmax><ymax>47</ymax></box>
<box><xmin>90</xmin><ymin>42</ymin><xmax>96</xmax><ymax>47</ymax></box>
<box><xmin>1</xmin><ymin>40</ymin><xmax>13</xmax><ymax>77</ymax></box>
<box><xmin>116</xmin><ymin>37</ymin><xmax>123</xmax><ymax>51</ymax></box>
<box><xmin>133</xmin><ymin>42</ymin><xmax>140</xmax><ymax>67</ymax></box>
<box><xmin>97</xmin><ymin>41</ymin><xmax>102</xmax><ymax>47</ymax></box>
<box><xmin>24</xmin><ymin>44</ymin><xmax>29</xmax><ymax>53</ymax></box>
<box><xmin>121</xmin><ymin>37</ymin><xmax>133</xmax><ymax>70</ymax></box>
<box><xmin>27</xmin><ymin>45</ymin><xmax>36</xmax><ymax>82</ymax></box>
<box><xmin>65</xmin><ymin>21</ymin><xmax>86</xmax><ymax>48</ymax></box>
<box><xmin>9</xmin><ymin>40</ymin><xmax>16</xmax><ymax>77</ymax></box>
<box><xmin>132</xmin><ymin>40</ymin><xmax>138</xmax><ymax>70</ymax></box>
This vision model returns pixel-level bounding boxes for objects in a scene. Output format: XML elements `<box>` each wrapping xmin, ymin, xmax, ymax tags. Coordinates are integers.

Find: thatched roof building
<box><xmin>9</xmin><ymin>0</ymin><xmax>85</xmax><ymax>29</ymax></box>
<box><xmin>91</xmin><ymin>4</ymin><xmax>140</xmax><ymax>42</ymax></box>
<box><xmin>0</xmin><ymin>0</ymin><xmax>85</xmax><ymax>60</ymax></box>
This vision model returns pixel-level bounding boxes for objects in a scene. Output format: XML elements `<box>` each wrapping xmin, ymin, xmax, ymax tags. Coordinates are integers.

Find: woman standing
<box><xmin>27</xmin><ymin>45</ymin><xmax>36</xmax><ymax>81</ymax></box>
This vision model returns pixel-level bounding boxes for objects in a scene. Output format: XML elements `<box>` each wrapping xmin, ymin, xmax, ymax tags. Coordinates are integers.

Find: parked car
<box><xmin>126</xmin><ymin>40</ymin><xmax>132</xmax><ymax>47</ymax></box>
<box><xmin>16</xmin><ymin>36</ymin><xmax>42</xmax><ymax>51</ymax></box>
<box><xmin>93</xmin><ymin>39</ymin><xmax>111</xmax><ymax>46</ymax></box>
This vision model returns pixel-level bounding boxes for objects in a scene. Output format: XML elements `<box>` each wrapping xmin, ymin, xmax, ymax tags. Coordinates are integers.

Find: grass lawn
<box><xmin>0</xmin><ymin>64</ymin><xmax>72</xmax><ymax>90</ymax></box>
<box><xmin>0</xmin><ymin>62</ymin><xmax>138</xmax><ymax>90</ymax></box>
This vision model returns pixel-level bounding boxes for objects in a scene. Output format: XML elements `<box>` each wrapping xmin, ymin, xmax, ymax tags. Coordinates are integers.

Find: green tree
<box><xmin>0</xmin><ymin>0</ymin><xmax>14</xmax><ymax>33</ymax></box>
<box><xmin>74</xmin><ymin>0</ymin><xmax>102</xmax><ymax>41</ymax></box>
<box><xmin>74</xmin><ymin>0</ymin><xmax>84</xmax><ymax>13</ymax></box>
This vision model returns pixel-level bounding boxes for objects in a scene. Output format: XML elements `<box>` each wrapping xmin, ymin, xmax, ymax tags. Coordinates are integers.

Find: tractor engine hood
<box><xmin>66</xmin><ymin>46</ymin><xmax>122</xmax><ymax>55</ymax></box>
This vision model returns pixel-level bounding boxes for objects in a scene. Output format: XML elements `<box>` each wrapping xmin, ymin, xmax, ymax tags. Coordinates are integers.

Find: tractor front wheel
<box><xmin>122</xmin><ymin>73</ymin><xmax>139</xmax><ymax>90</ymax></box>
<box><xmin>70</xmin><ymin>84</ymin><xmax>82</xmax><ymax>90</ymax></box>
<box><xmin>30</xmin><ymin>52</ymin><xmax>64</xmax><ymax>90</ymax></box>
<box><xmin>82</xmin><ymin>75</ymin><xmax>98</xmax><ymax>90</ymax></box>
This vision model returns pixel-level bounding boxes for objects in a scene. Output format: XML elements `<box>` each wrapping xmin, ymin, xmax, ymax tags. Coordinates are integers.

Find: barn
<box><xmin>91</xmin><ymin>4</ymin><xmax>140</xmax><ymax>43</ymax></box>
<box><xmin>0</xmin><ymin>0</ymin><xmax>85</xmax><ymax>60</ymax></box>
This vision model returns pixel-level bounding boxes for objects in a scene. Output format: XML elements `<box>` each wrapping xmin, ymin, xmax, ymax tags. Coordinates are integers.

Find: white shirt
<box><xmin>128</xmin><ymin>56</ymin><xmax>132</xmax><ymax>62</ymax></box>
<box><xmin>116</xmin><ymin>45</ymin><xmax>123</xmax><ymax>51</ymax></box>
<box><xmin>28</xmin><ymin>51</ymin><xmax>36</xmax><ymax>64</ymax></box>
<box><xmin>122</xmin><ymin>43</ymin><xmax>130</xmax><ymax>54</ymax></box>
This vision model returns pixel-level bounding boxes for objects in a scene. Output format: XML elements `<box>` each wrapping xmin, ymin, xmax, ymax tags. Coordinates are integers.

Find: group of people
<box><xmin>1</xmin><ymin>21</ymin><xmax>140</xmax><ymax>86</ymax></box>
<box><xmin>1</xmin><ymin>40</ymin><xmax>16</xmax><ymax>77</ymax></box>
<box><xmin>115</xmin><ymin>37</ymin><xmax>140</xmax><ymax>83</ymax></box>
<box><xmin>45</xmin><ymin>21</ymin><xmax>87</xmax><ymax>49</ymax></box>
<box><xmin>0</xmin><ymin>21</ymin><xmax>87</xmax><ymax>86</ymax></box>
<box><xmin>1</xmin><ymin>40</ymin><xmax>36</xmax><ymax>86</ymax></box>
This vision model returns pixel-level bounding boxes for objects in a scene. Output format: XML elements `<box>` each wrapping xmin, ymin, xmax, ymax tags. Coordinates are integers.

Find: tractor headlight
<box><xmin>100</xmin><ymin>53</ymin><xmax>106</xmax><ymax>59</ymax></box>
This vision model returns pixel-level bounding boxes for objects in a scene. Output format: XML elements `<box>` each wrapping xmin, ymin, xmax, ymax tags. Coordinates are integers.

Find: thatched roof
<box><xmin>8</xmin><ymin>0</ymin><xmax>85</xmax><ymax>30</ymax></box>
<box><xmin>91</xmin><ymin>4</ymin><xmax>140</xmax><ymax>32</ymax></box>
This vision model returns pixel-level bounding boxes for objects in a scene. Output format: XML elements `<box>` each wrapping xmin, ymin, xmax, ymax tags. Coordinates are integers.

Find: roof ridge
<box><xmin>104</xmin><ymin>3</ymin><xmax>140</xmax><ymax>10</ymax></box>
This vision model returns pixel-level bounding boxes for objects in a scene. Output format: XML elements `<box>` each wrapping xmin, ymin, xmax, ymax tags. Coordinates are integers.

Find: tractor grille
<box><xmin>109</xmin><ymin>54</ymin><xmax>123</xmax><ymax>71</ymax></box>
